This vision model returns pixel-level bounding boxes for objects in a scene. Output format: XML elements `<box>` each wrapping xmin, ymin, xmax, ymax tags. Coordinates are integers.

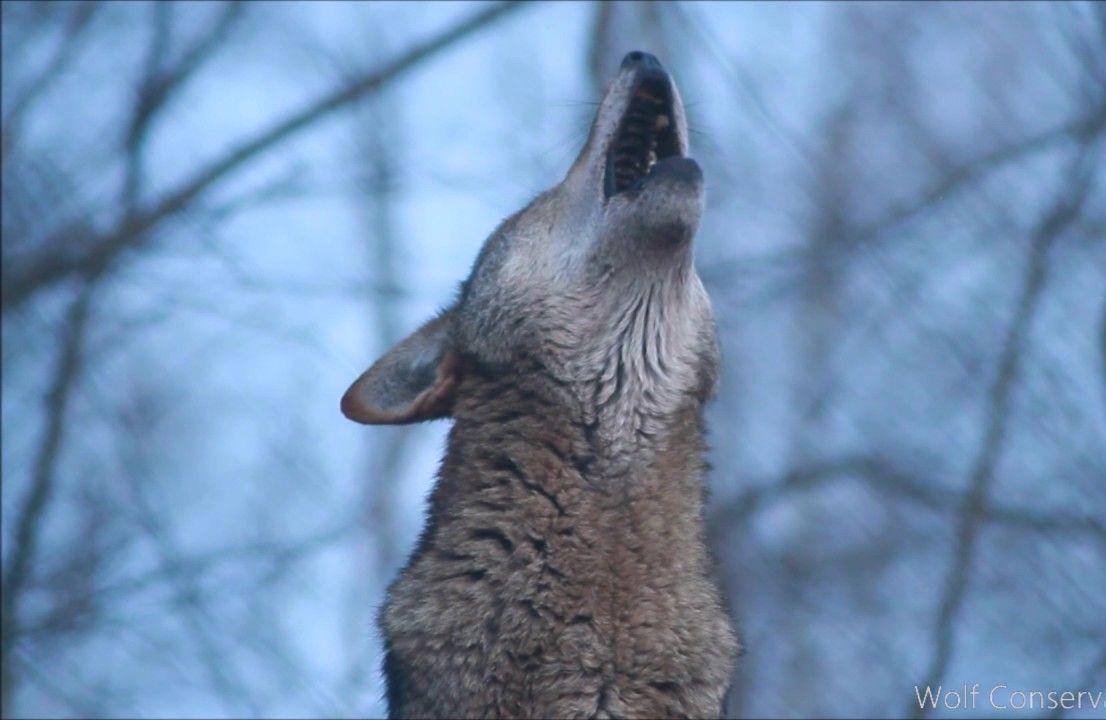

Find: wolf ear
<box><xmin>341</xmin><ymin>310</ymin><xmax>459</xmax><ymax>425</ymax></box>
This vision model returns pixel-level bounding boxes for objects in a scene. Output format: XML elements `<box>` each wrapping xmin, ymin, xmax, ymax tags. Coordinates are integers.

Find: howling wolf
<box><xmin>342</xmin><ymin>51</ymin><xmax>737</xmax><ymax>719</ymax></box>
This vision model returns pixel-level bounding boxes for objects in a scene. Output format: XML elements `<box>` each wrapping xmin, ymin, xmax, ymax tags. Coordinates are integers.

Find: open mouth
<box><xmin>604</xmin><ymin>71</ymin><xmax>682</xmax><ymax>198</ymax></box>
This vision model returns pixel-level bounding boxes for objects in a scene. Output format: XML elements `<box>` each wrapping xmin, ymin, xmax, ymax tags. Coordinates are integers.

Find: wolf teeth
<box><xmin>605</xmin><ymin>79</ymin><xmax>679</xmax><ymax>195</ymax></box>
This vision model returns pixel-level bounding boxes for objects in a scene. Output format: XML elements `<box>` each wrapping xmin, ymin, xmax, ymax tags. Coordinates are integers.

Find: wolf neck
<box><xmin>452</xmin><ymin>345</ymin><xmax>707</xmax><ymax>484</ymax></box>
<box><xmin>578</xmin><ymin>283</ymin><xmax>706</xmax><ymax>464</ymax></box>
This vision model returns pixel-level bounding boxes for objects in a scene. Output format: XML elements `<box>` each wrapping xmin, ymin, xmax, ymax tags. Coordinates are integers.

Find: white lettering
<box><xmin>990</xmin><ymin>684</ymin><xmax>1007</xmax><ymax>709</ymax></box>
<box><xmin>915</xmin><ymin>686</ymin><xmax>940</xmax><ymax>709</ymax></box>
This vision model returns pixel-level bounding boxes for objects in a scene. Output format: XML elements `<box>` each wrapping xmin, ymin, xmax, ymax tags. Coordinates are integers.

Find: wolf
<box><xmin>342</xmin><ymin>51</ymin><xmax>737</xmax><ymax>719</ymax></box>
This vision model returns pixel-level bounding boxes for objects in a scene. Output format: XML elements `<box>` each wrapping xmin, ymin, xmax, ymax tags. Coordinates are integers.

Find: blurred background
<box><xmin>3</xmin><ymin>1</ymin><xmax>1105</xmax><ymax>717</ymax></box>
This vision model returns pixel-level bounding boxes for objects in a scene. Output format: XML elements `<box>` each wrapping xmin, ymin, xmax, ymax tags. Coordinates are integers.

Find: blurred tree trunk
<box><xmin>334</xmin><ymin>41</ymin><xmax>416</xmax><ymax>714</ymax></box>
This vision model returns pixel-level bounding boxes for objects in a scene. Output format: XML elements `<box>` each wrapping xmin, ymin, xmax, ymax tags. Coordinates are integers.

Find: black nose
<box><xmin>621</xmin><ymin>51</ymin><xmax>663</xmax><ymax>71</ymax></box>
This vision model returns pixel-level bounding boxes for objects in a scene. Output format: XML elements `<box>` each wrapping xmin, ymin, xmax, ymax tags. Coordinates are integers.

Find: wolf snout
<box><xmin>620</xmin><ymin>50</ymin><xmax>663</xmax><ymax>71</ymax></box>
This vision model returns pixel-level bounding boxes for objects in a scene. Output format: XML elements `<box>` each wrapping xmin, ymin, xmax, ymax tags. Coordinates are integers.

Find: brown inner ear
<box><xmin>401</xmin><ymin>350</ymin><xmax>458</xmax><ymax>421</ymax></box>
<box><xmin>340</xmin><ymin>349</ymin><xmax>459</xmax><ymax>425</ymax></box>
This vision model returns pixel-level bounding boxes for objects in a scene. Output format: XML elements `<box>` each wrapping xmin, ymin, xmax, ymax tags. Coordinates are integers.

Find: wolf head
<box><xmin>342</xmin><ymin>52</ymin><xmax>718</xmax><ymax>436</ymax></box>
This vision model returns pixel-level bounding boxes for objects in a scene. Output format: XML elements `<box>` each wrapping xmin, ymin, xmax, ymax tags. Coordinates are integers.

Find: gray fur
<box><xmin>342</xmin><ymin>53</ymin><xmax>737</xmax><ymax>718</ymax></box>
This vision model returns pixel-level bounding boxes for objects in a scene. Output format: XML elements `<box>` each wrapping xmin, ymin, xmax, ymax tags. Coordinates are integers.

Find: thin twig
<box><xmin>1048</xmin><ymin>647</ymin><xmax>1106</xmax><ymax>720</ymax></box>
<box><xmin>1</xmin><ymin>1</ymin><xmax>101</xmax><ymax>159</ymax></box>
<box><xmin>18</xmin><ymin>521</ymin><xmax>356</xmax><ymax>640</ymax></box>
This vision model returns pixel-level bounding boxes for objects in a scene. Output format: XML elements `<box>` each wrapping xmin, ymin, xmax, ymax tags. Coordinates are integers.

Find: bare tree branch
<box><xmin>1</xmin><ymin>277</ymin><xmax>98</xmax><ymax>716</ymax></box>
<box><xmin>911</xmin><ymin>138</ymin><xmax>1100</xmax><ymax>719</ymax></box>
<box><xmin>1</xmin><ymin>1</ymin><xmax>529</xmax><ymax>313</ymax></box>
<box><xmin>857</xmin><ymin>104</ymin><xmax>1106</xmax><ymax>246</ymax></box>
<box><xmin>708</xmin><ymin>455</ymin><xmax>1106</xmax><ymax>553</ymax></box>
<box><xmin>127</xmin><ymin>2</ymin><xmax>245</xmax><ymax>150</ymax></box>
<box><xmin>702</xmin><ymin>103</ymin><xmax>1106</xmax><ymax>302</ymax></box>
